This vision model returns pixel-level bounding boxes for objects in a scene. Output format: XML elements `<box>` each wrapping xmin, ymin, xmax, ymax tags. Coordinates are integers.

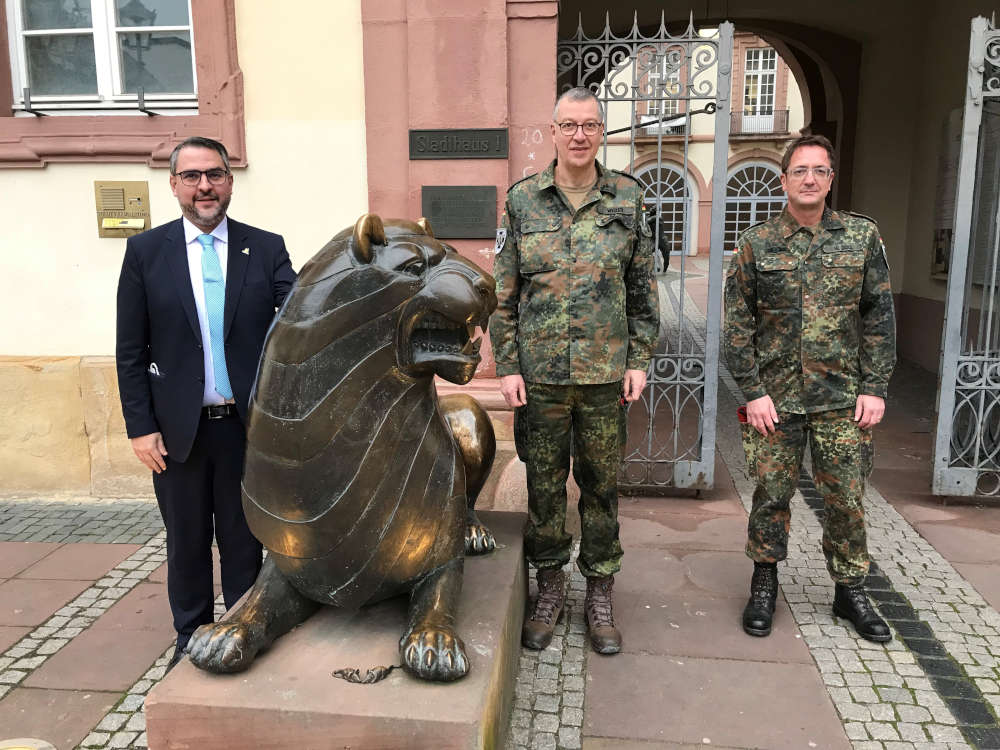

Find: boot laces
<box><xmin>845</xmin><ymin>586</ymin><xmax>874</xmax><ymax>616</ymax></box>
<box><xmin>750</xmin><ymin>566</ymin><xmax>777</xmax><ymax>608</ymax></box>
<box><xmin>586</xmin><ymin>579</ymin><xmax>615</xmax><ymax>628</ymax></box>
<box><xmin>530</xmin><ymin>573</ymin><xmax>564</xmax><ymax>625</ymax></box>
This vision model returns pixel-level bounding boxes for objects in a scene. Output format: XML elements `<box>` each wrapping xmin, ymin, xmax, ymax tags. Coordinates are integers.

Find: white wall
<box><xmin>0</xmin><ymin>0</ymin><xmax>368</xmax><ymax>356</ymax></box>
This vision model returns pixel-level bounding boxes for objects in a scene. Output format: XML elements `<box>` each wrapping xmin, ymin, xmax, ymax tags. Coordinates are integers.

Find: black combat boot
<box><xmin>585</xmin><ymin>575</ymin><xmax>622</xmax><ymax>654</ymax></box>
<box><xmin>522</xmin><ymin>568</ymin><xmax>566</xmax><ymax>650</ymax></box>
<box><xmin>742</xmin><ymin>562</ymin><xmax>778</xmax><ymax>637</ymax></box>
<box><xmin>833</xmin><ymin>583</ymin><xmax>892</xmax><ymax>642</ymax></box>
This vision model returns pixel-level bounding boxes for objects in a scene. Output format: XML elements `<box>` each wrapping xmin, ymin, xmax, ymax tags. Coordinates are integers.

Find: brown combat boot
<box><xmin>522</xmin><ymin>567</ymin><xmax>566</xmax><ymax>650</ymax></box>
<box><xmin>585</xmin><ymin>575</ymin><xmax>622</xmax><ymax>654</ymax></box>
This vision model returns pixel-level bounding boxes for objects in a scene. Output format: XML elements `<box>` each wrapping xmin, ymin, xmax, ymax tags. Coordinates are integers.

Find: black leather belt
<box><xmin>203</xmin><ymin>403</ymin><xmax>236</xmax><ymax>419</ymax></box>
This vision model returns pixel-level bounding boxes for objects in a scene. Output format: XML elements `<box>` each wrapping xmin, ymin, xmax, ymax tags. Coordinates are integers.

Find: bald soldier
<box><xmin>724</xmin><ymin>134</ymin><xmax>896</xmax><ymax>642</ymax></box>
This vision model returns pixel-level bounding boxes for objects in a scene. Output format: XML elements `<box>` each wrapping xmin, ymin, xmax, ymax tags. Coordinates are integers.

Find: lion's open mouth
<box><xmin>411</xmin><ymin>311</ymin><xmax>483</xmax><ymax>364</ymax></box>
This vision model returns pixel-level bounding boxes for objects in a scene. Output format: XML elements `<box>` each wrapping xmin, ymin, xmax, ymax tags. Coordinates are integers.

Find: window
<box><xmin>634</xmin><ymin>163</ymin><xmax>689</xmax><ymax>257</ymax></box>
<box><xmin>724</xmin><ymin>163</ymin><xmax>785</xmax><ymax>248</ymax></box>
<box><xmin>742</xmin><ymin>47</ymin><xmax>776</xmax><ymax>132</ymax></box>
<box><xmin>7</xmin><ymin>0</ymin><xmax>195</xmax><ymax>112</ymax></box>
<box><xmin>0</xmin><ymin>0</ymin><xmax>244</xmax><ymax>167</ymax></box>
<box><xmin>743</xmin><ymin>47</ymin><xmax>776</xmax><ymax>114</ymax></box>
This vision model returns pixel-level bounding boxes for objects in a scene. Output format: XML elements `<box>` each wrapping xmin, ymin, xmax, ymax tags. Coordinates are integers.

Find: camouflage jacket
<box><xmin>490</xmin><ymin>160</ymin><xmax>660</xmax><ymax>384</ymax></box>
<box><xmin>724</xmin><ymin>207</ymin><xmax>896</xmax><ymax>413</ymax></box>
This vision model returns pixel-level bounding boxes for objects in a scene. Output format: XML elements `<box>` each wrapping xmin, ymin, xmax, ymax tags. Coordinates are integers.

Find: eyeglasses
<box><xmin>556</xmin><ymin>120</ymin><xmax>603</xmax><ymax>136</ymax></box>
<box><xmin>174</xmin><ymin>168</ymin><xmax>230</xmax><ymax>186</ymax></box>
<box><xmin>786</xmin><ymin>166</ymin><xmax>833</xmax><ymax>180</ymax></box>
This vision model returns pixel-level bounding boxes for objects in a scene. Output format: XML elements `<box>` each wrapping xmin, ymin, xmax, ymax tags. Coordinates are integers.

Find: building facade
<box><xmin>0</xmin><ymin>0</ymin><xmax>995</xmax><ymax>495</ymax></box>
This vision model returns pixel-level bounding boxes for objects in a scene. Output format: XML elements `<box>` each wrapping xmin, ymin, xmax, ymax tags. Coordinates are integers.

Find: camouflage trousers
<box><xmin>514</xmin><ymin>382</ymin><xmax>626</xmax><ymax>578</ymax></box>
<box><xmin>742</xmin><ymin>407</ymin><xmax>874</xmax><ymax>585</ymax></box>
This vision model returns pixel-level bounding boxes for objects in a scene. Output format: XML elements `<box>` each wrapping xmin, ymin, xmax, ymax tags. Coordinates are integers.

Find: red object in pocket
<box><xmin>737</xmin><ymin>405</ymin><xmax>748</xmax><ymax>423</ymax></box>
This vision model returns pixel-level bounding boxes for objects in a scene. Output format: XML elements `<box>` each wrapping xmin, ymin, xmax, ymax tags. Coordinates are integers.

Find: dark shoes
<box><xmin>585</xmin><ymin>575</ymin><xmax>622</xmax><ymax>655</ymax></box>
<box><xmin>165</xmin><ymin>643</ymin><xmax>186</xmax><ymax>673</ymax></box>
<box><xmin>742</xmin><ymin>562</ymin><xmax>778</xmax><ymax>637</ymax></box>
<box><xmin>833</xmin><ymin>583</ymin><xmax>892</xmax><ymax>642</ymax></box>
<box><xmin>522</xmin><ymin>567</ymin><xmax>566</xmax><ymax>650</ymax></box>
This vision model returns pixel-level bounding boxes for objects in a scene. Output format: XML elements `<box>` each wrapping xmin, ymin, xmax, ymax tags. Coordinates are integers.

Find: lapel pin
<box><xmin>242</xmin><ymin>247</ymin><xmax>250</xmax><ymax>255</ymax></box>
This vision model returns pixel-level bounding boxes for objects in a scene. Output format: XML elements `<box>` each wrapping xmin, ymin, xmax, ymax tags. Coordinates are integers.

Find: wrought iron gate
<box><xmin>557</xmin><ymin>14</ymin><xmax>733</xmax><ymax>490</ymax></box>
<box><xmin>933</xmin><ymin>16</ymin><xmax>1000</xmax><ymax>497</ymax></box>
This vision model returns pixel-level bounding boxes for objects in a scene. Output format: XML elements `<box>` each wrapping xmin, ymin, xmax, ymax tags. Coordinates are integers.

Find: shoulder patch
<box><xmin>494</xmin><ymin>228</ymin><xmax>507</xmax><ymax>255</ymax></box>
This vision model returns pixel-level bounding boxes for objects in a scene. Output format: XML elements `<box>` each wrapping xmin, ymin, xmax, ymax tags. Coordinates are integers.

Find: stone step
<box><xmin>146</xmin><ymin>510</ymin><xmax>526</xmax><ymax>750</ymax></box>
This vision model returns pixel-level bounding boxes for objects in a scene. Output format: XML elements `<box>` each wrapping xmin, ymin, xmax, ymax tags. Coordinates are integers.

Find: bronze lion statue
<box><xmin>186</xmin><ymin>214</ymin><xmax>498</xmax><ymax>681</ymax></box>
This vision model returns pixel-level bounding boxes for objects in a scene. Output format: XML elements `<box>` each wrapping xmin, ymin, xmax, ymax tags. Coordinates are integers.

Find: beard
<box><xmin>181</xmin><ymin>192</ymin><xmax>232</xmax><ymax>232</ymax></box>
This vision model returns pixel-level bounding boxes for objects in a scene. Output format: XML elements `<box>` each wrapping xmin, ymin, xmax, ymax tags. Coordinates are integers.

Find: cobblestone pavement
<box><xmin>0</xmin><ymin>498</ymin><xmax>225</xmax><ymax>750</ymax></box>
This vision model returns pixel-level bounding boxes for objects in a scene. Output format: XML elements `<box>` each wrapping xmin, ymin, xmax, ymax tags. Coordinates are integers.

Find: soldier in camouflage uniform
<box><xmin>724</xmin><ymin>134</ymin><xmax>896</xmax><ymax>642</ymax></box>
<box><xmin>490</xmin><ymin>87</ymin><xmax>659</xmax><ymax>654</ymax></box>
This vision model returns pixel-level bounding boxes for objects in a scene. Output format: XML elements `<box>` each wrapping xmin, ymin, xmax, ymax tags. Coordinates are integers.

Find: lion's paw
<box><xmin>186</xmin><ymin>621</ymin><xmax>260</xmax><ymax>674</ymax></box>
<box><xmin>399</xmin><ymin>626</ymin><xmax>469</xmax><ymax>681</ymax></box>
<box><xmin>465</xmin><ymin>522</ymin><xmax>496</xmax><ymax>555</ymax></box>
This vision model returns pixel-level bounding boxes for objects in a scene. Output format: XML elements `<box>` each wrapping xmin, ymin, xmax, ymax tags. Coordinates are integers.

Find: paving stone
<box><xmin>534</xmin><ymin>677</ymin><xmax>557</xmax><ymax>693</ymax></box>
<box><xmin>845</xmin><ymin>722</ymin><xmax>869</xmax><ymax>740</ymax></box>
<box><xmin>125</xmin><ymin>712</ymin><xmax>145</xmax><ymax>731</ymax></box>
<box><xmin>850</xmin><ymin>686</ymin><xmax>881</xmax><ymax>703</ymax></box>
<box><xmin>846</xmin><ymin>672</ymin><xmax>875</xmax><ymax>686</ymax></box>
<box><xmin>869</xmin><ymin>703</ymin><xmax>897</xmax><ymax>722</ymax></box>
<box><xmin>926</xmin><ymin>725</ymin><xmax>964</xmax><ymax>743</ymax></box>
<box><xmin>871</xmin><ymin>672</ymin><xmax>905</xmax><ymax>687</ymax></box>
<box><xmin>511</xmin><ymin>726</ymin><xmax>530</xmax><ymax>746</ymax></box>
<box><xmin>534</xmin><ymin>694</ymin><xmax>559</xmax><ymax>713</ymax></box>
<box><xmin>80</xmin><ymin>731</ymin><xmax>110</xmax><ymax>747</ymax></box>
<box><xmin>867</xmin><ymin>723</ymin><xmax>901</xmax><ymax>741</ymax></box>
<box><xmin>896</xmin><ymin>704</ymin><xmax>932</xmax><ymax>723</ymax></box>
<box><xmin>877</xmin><ymin>687</ymin><xmax>915</xmax><ymax>704</ymax></box>
<box><xmin>558</xmin><ymin>727</ymin><xmax>581</xmax><ymax>749</ymax></box>
<box><xmin>119</xmin><ymin>694</ymin><xmax>145</xmax><ymax>712</ymax></box>
<box><xmin>561</xmin><ymin>707</ymin><xmax>583</xmax><ymax>726</ymax></box>
<box><xmin>531</xmin><ymin>730</ymin><xmax>557</xmax><ymax>749</ymax></box>
<box><xmin>108</xmin><ymin>731</ymin><xmax>138</xmax><ymax>749</ymax></box>
<box><xmin>536</xmin><ymin>663</ymin><xmax>559</xmax><ymax>679</ymax></box>
<box><xmin>897</xmin><ymin>723</ymin><xmax>928</xmax><ymax>743</ymax></box>
<box><xmin>563</xmin><ymin>690</ymin><xmax>584</xmax><ymax>708</ymax></box>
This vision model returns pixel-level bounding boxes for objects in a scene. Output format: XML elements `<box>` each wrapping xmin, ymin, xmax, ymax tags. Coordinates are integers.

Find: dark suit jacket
<box><xmin>116</xmin><ymin>217</ymin><xmax>296</xmax><ymax>463</ymax></box>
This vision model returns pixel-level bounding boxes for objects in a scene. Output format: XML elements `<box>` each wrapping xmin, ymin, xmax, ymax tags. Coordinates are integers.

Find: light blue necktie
<box><xmin>197</xmin><ymin>233</ymin><xmax>233</xmax><ymax>399</ymax></box>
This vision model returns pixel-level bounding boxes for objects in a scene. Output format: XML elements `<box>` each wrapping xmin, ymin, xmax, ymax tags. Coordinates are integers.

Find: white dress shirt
<box><xmin>182</xmin><ymin>216</ymin><xmax>232</xmax><ymax>406</ymax></box>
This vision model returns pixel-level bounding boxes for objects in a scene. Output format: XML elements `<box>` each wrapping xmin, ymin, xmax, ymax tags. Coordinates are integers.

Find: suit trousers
<box><xmin>152</xmin><ymin>411</ymin><xmax>262</xmax><ymax>647</ymax></box>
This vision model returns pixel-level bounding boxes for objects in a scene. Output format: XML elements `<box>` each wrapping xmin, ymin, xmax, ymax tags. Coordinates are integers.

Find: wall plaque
<box><xmin>421</xmin><ymin>186</ymin><xmax>497</xmax><ymax>239</ymax></box>
<box><xmin>409</xmin><ymin>129</ymin><xmax>508</xmax><ymax>160</ymax></box>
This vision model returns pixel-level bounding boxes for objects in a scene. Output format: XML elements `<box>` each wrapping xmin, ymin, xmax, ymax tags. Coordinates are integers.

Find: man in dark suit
<box><xmin>116</xmin><ymin>136</ymin><xmax>296</xmax><ymax>669</ymax></box>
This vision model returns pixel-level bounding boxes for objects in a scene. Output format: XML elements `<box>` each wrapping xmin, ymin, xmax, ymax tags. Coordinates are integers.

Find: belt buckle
<box><xmin>206</xmin><ymin>404</ymin><xmax>228</xmax><ymax>420</ymax></box>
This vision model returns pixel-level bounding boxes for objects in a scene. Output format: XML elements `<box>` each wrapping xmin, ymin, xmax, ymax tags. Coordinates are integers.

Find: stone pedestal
<box><xmin>146</xmin><ymin>511</ymin><xmax>526</xmax><ymax>749</ymax></box>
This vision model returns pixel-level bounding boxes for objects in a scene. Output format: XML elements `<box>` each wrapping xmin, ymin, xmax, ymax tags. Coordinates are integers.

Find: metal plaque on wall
<box><xmin>421</xmin><ymin>186</ymin><xmax>497</xmax><ymax>239</ymax></box>
<box><xmin>409</xmin><ymin>129</ymin><xmax>508</xmax><ymax>159</ymax></box>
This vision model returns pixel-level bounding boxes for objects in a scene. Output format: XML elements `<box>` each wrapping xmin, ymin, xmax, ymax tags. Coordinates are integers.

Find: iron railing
<box><xmin>729</xmin><ymin>109</ymin><xmax>789</xmax><ymax>135</ymax></box>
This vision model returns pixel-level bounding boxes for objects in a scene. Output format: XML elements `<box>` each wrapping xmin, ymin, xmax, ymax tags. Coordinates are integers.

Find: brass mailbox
<box><xmin>95</xmin><ymin>181</ymin><xmax>150</xmax><ymax>238</ymax></box>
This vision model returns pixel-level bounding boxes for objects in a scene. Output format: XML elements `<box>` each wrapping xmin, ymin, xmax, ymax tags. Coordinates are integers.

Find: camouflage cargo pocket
<box><xmin>741</xmin><ymin>422</ymin><xmax>759</xmax><ymax>478</ymax></box>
